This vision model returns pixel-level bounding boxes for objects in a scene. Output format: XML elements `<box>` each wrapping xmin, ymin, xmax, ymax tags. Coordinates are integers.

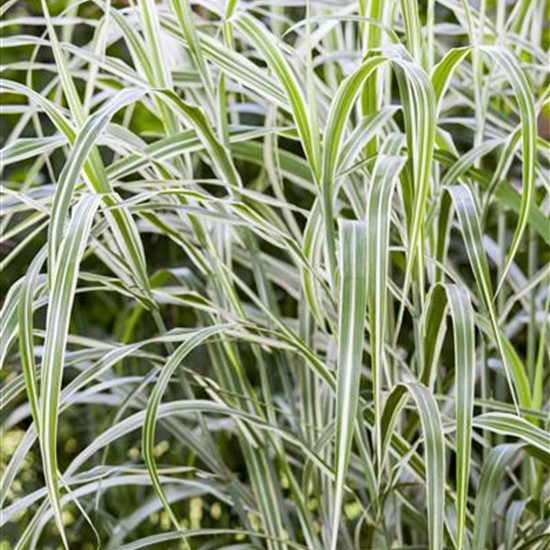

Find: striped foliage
<box><xmin>0</xmin><ymin>1</ymin><xmax>548</xmax><ymax>549</ymax></box>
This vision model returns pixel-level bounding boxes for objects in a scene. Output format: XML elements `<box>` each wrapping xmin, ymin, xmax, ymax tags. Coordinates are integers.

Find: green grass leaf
<box><xmin>331</xmin><ymin>220</ymin><xmax>368</xmax><ymax>550</ymax></box>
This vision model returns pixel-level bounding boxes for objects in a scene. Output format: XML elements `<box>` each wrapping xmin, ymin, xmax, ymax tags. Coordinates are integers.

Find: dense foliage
<box><xmin>1</xmin><ymin>1</ymin><xmax>549</xmax><ymax>549</ymax></box>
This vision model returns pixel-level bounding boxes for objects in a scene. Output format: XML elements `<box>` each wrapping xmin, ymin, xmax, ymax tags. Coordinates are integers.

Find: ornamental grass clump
<box><xmin>0</xmin><ymin>1</ymin><xmax>549</xmax><ymax>549</ymax></box>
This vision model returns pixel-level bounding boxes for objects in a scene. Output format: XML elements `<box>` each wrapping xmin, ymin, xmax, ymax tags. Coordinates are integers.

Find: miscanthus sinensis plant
<box><xmin>0</xmin><ymin>0</ymin><xmax>549</xmax><ymax>549</ymax></box>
